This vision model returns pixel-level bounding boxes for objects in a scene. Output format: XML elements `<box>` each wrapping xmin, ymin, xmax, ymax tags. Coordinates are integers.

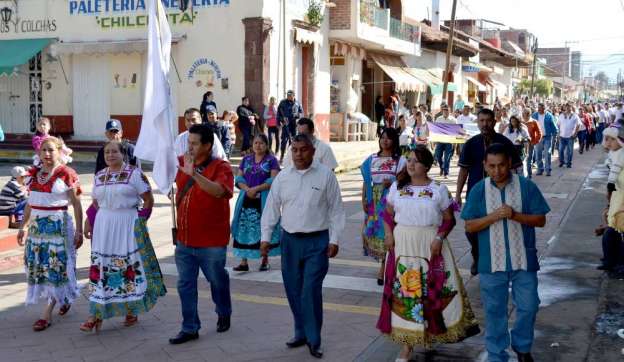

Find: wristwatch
<box><xmin>434</xmin><ymin>235</ymin><xmax>443</xmax><ymax>242</ymax></box>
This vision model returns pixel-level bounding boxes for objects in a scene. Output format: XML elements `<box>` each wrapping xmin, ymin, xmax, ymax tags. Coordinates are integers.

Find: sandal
<box><xmin>32</xmin><ymin>319</ymin><xmax>51</xmax><ymax>332</ymax></box>
<box><xmin>124</xmin><ymin>315</ymin><xmax>139</xmax><ymax>327</ymax></box>
<box><xmin>58</xmin><ymin>304</ymin><xmax>71</xmax><ymax>316</ymax></box>
<box><xmin>259</xmin><ymin>263</ymin><xmax>270</xmax><ymax>272</ymax></box>
<box><xmin>80</xmin><ymin>318</ymin><xmax>102</xmax><ymax>333</ymax></box>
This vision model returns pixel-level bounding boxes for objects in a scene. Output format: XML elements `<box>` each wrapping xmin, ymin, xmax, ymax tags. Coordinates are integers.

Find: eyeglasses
<box><xmin>109</xmin><ymin>129</ymin><xmax>120</xmax><ymax>134</ymax></box>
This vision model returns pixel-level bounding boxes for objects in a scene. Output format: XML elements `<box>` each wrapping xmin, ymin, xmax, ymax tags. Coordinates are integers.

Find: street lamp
<box><xmin>0</xmin><ymin>6</ymin><xmax>12</xmax><ymax>24</ymax></box>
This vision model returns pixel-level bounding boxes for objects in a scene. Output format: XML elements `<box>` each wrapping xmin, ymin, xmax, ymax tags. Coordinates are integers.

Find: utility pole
<box><xmin>561</xmin><ymin>40</ymin><xmax>578</xmax><ymax>101</ymax></box>
<box><xmin>529</xmin><ymin>38</ymin><xmax>538</xmax><ymax>100</ymax></box>
<box><xmin>442</xmin><ymin>0</ymin><xmax>458</xmax><ymax>106</ymax></box>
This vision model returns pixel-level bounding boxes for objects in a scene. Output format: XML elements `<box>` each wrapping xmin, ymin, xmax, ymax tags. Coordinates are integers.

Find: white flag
<box><xmin>135</xmin><ymin>0</ymin><xmax>177</xmax><ymax>194</ymax></box>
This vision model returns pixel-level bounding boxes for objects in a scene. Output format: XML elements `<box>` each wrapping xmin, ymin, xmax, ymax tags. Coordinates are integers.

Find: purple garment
<box><xmin>32</xmin><ymin>132</ymin><xmax>47</xmax><ymax>151</ymax></box>
<box><xmin>239</xmin><ymin>154</ymin><xmax>280</xmax><ymax>187</ymax></box>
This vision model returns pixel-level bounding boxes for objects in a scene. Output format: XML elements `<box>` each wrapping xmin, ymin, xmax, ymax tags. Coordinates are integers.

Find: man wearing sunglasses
<box><xmin>94</xmin><ymin>119</ymin><xmax>139</xmax><ymax>173</ymax></box>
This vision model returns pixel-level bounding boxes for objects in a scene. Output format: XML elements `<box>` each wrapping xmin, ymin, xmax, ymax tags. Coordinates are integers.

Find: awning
<box><xmin>426</xmin><ymin>68</ymin><xmax>457</xmax><ymax>94</ymax></box>
<box><xmin>465</xmin><ymin>75</ymin><xmax>488</xmax><ymax>92</ymax></box>
<box><xmin>295</xmin><ymin>28</ymin><xmax>323</xmax><ymax>45</ymax></box>
<box><xmin>0</xmin><ymin>38</ymin><xmax>54</xmax><ymax>76</ymax></box>
<box><xmin>487</xmin><ymin>77</ymin><xmax>508</xmax><ymax>91</ymax></box>
<box><xmin>462</xmin><ymin>61</ymin><xmax>493</xmax><ymax>73</ymax></box>
<box><xmin>369</xmin><ymin>53</ymin><xmax>425</xmax><ymax>92</ymax></box>
<box><xmin>50</xmin><ymin>37</ymin><xmax>184</xmax><ymax>55</ymax></box>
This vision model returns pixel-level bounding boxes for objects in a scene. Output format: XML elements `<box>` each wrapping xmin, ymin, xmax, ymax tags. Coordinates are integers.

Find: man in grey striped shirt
<box><xmin>0</xmin><ymin>166</ymin><xmax>28</xmax><ymax>226</ymax></box>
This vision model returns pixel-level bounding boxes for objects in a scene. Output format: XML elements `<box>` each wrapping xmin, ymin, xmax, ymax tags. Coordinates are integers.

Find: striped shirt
<box><xmin>0</xmin><ymin>179</ymin><xmax>27</xmax><ymax>214</ymax></box>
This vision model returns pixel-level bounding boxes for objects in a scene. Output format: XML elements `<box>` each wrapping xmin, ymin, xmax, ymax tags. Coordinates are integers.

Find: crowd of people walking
<box><xmin>5</xmin><ymin>90</ymin><xmax>624</xmax><ymax>362</ymax></box>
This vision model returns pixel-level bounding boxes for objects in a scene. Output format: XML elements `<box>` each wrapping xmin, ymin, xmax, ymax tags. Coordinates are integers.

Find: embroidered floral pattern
<box><xmin>89</xmin><ymin>218</ymin><xmax>166</xmax><ymax>319</ymax></box>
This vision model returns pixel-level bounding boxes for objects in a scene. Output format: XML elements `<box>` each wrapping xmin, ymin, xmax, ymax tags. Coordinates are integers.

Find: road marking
<box><xmin>165</xmin><ymin>288</ymin><xmax>380</xmax><ymax>316</ymax></box>
<box><xmin>543</xmin><ymin>193</ymin><xmax>569</xmax><ymax>199</ymax></box>
<box><xmin>225</xmin><ymin>251</ymin><xmax>381</xmax><ymax>269</ymax></box>
<box><xmin>159</xmin><ymin>263</ymin><xmax>383</xmax><ymax>293</ymax></box>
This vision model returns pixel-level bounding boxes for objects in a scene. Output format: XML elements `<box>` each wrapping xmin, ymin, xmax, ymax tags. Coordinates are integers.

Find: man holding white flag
<box><xmin>134</xmin><ymin>0</ymin><xmax>177</xmax><ymax>194</ymax></box>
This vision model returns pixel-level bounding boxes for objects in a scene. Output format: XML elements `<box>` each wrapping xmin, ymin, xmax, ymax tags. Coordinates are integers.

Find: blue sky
<box><xmin>405</xmin><ymin>0</ymin><xmax>624</xmax><ymax>81</ymax></box>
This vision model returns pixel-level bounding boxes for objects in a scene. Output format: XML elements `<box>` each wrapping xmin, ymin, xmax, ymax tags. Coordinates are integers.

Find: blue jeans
<box><xmin>281</xmin><ymin>230</ymin><xmax>330</xmax><ymax>348</ymax></box>
<box><xmin>525</xmin><ymin>144</ymin><xmax>535</xmax><ymax>177</ymax></box>
<box><xmin>534</xmin><ymin>136</ymin><xmax>552</xmax><ymax>173</ymax></box>
<box><xmin>240</xmin><ymin>125</ymin><xmax>252</xmax><ymax>152</ymax></box>
<box><xmin>175</xmin><ymin>243</ymin><xmax>232</xmax><ymax>334</ymax></box>
<box><xmin>480</xmin><ymin>271</ymin><xmax>540</xmax><ymax>362</ymax></box>
<box><xmin>434</xmin><ymin>143</ymin><xmax>454</xmax><ymax>176</ymax></box>
<box><xmin>558</xmin><ymin>137</ymin><xmax>574</xmax><ymax>167</ymax></box>
<box><xmin>596</xmin><ymin>123</ymin><xmax>605</xmax><ymax>144</ymax></box>
<box><xmin>577</xmin><ymin>130</ymin><xmax>588</xmax><ymax>152</ymax></box>
<box><xmin>280</xmin><ymin>122</ymin><xmax>296</xmax><ymax>156</ymax></box>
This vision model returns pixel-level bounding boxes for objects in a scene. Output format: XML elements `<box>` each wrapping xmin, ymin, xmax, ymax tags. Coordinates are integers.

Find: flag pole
<box><xmin>170</xmin><ymin>187</ymin><xmax>177</xmax><ymax>245</ymax></box>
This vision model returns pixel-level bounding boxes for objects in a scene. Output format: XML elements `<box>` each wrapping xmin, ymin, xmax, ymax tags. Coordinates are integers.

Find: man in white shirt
<box><xmin>260</xmin><ymin>134</ymin><xmax>345</xmax><ymax>359</ymax></box>
<box><xmin>175</xmin><ymin>108</ymin><xmax>227</xmax><ymax>160</ymax></box>
<box><xmin>434</xmin><ymin>105</ymin><xmax>457</xmax><ymax>178</ymax></box>
<box><xmin>281</xmin><ymin>118</ymin><xmax>339</xmax><ymax>170</ymax></box>
<box><xmin>456</xmin><ymin>104</ymin><xmax>477</xmax><ymax>125</ymax></box>
<box><xmin>611</xmin><ymin>103</ymin><xmax>624</xmax><ymax>123</ymax></box>
<box><xmin>406</xmin><ymin>106</ymin><xmax>420</xmax><ymax>128</ymax></box>
<box><xmin>557</xmin><ymin>103</ymin><xmax>580</xmax><ymax>168</ymax></box>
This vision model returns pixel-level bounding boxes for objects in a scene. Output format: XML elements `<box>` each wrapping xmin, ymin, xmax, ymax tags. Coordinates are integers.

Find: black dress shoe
<box><xmin>169</xmin><ymin>331</ymin><xmax>199</xmax><ymax>345</ymax></box>
<box><xmin>470</xmin><ymin>262</ymin><xmax>478</xmax><ymax>276</ymax></box>
<box><xmin>233</xmin><ymin>264</ymin><xmax>249</xmax><ymax>272</ymax></box>
<box><xmin>307</xmin><ymin>344</ymin><xmax>323</xmax><ymax>359</ymax></box>
<box><xmin>285</xmin><ymin>337</ymin><xmax>307</xmax><ymax>348</ymax></box>
<box><xmin>216</xmin><ymin>316</ymin><xmax>230</xmax><ymax>333</ymax></box>
<box><xmin>512</xmin><ymin>347</ymin><xmax>534</xmax><ymax>362</ymax></box>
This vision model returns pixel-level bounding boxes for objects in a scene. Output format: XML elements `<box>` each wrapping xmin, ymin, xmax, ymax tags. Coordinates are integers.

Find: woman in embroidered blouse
<box><xmin>380</xmin><ymin>146</ymin><xmax>479</xmax><ymax>361</ymax></box>
<box><xmin>503</xmin><ymin>115</ymin><xmax>530</xmax><ymax>161</ymax></box>
<box><xmin>232</xmin><ymin>134</ymin><xmax>281</xmax><ymax>272</ymax></box>
<box><xmin>413</xmin><ymin>111</ymin><xmax>430</xmax><ymax>147</ymax></box>
<box><xmin>17</xmin><ymin>137</ymin><xmax>83</xmax><ymax>332</ymax></box>
<box><xmin>81</xmin><ymin>141</ymin><xmax>166</xmax><ymax>332</ymax></box>
<box><xmin>361</xmin><ymin>128</ymin><xmax>407</xmax><ymax>285</ymax></box>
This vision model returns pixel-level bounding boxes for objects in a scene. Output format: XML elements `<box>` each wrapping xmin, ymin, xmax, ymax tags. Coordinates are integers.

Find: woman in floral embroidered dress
<box><xmin>231</xmin><ymin>134</ymin><xmax>280</xmax><ymax>272</ymax></box>
<box><xmin>380</xmin><ymin>146</ymin><xmax>479</xmax><ymax>361</ymax></box>
<box><xmin>17</xmin><ymin>137</ymin><xmax>83</xmax><ymax>332</ymax></box>
<box><xmin>81</xmin><ymin>141</ymin><xmax>166</xmax><ymax>332</ymax></box>
<box><xmin>361</xmin><ymin>128</ymin><xmax>406</xmax><ymax>285</ymax></box>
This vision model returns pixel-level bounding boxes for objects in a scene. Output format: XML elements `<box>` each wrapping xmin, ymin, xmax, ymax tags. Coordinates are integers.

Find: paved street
<box><xmin>0</xmin><ymin>145</ymin><xmax>616</xmax><ymax>362</ymax></box>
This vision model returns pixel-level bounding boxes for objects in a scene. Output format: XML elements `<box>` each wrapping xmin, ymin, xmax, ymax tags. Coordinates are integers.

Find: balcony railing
<box><xmin>359</xmin><ymin>1</ymin><xmax>420</xmax><ymax>45</ymax></box>
<box><xmin>359</xmin><ymin>1</ymin><xmax>388</xmax><ymax>30</ymax></box>
<box><xmin>390</xmin><ymin>18</ymin><xmax>421</xmax><ymax>43</ymax></box>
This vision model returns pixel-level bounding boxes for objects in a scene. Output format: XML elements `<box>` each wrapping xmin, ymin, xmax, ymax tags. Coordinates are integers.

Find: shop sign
<box><xmin>69</xmin><ymin>0</ymin><xmax>230</xmax><ymax>29</ymax></box>
<box><xmin>69</xmin><ymin>0</ymin><xmax>230</xmax><ymax>15</ymax></box>
<box><xmin>187</xmin><ymin>58</ymin><xmax>223</xmax><ymax>89</ymax></box>
<box><xmin>0</xmin><ymin>0</ymin><xmax>57</xmax><ymax>34</ymax></box>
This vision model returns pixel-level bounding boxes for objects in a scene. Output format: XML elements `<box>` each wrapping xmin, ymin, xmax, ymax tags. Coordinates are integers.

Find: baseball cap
<box><xmin>105</xmin><ymin>119</ymin><xmax>123</xmax><ymax>131</ymax></box>
<box><xmin>206</xmin><ymin>105</ymin><xmax>217</xmax><ymax>114</ymax></box>
<box><xmin>287</xmin><ymin>90</ymin><xmax>294</xmax><ymax>96</ymax></box>
<box><xmin>11</xmin><ymin>166</ymin><xmax>28</xmax><ymax>178</ymax></box>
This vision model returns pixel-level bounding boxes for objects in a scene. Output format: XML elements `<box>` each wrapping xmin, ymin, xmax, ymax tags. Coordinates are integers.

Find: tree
<box><xmin>514</xmin><ymin>79</ymin><xmax>553</xmax><ymax>98</ymax></box>
<box><xmin>595</xmin><ymin>71</ymin><xmax>609</xmax><ymax>90</ymax></box>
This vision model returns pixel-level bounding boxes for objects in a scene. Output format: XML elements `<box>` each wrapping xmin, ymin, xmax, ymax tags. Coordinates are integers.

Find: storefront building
<box><xmin>0</xmin><ymin>0</ymin><xmax>333</xmax><ymax>141</ymax></box>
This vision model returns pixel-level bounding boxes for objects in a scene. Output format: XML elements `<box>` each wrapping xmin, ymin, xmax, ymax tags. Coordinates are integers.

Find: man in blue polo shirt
<box><xmin>461</xmin><ymin>144</ymin><xmax>550</xmax><ymax>362</ymax></box>
<box><xmin>531</xmin><ymin>103</ymin><xmax>558</xmax><ymax>176</ymax></box>
<box><xmin>456</xmin><ymin>108</ymin><xmax>522</xmax><ymax>275</ymax></box>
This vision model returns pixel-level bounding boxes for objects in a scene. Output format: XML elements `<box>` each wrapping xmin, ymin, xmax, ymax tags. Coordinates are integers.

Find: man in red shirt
<box><xmin>169</xmin><ymin>124</ymin><xmax>234</xmax><ymax>345</ymax></box>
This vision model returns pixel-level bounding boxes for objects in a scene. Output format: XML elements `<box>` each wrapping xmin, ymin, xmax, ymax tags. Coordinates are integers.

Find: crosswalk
<box><xmin>159</xmin><ymin>262</ymin><xmax>384</xmax><ymax>293</ymax></box>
